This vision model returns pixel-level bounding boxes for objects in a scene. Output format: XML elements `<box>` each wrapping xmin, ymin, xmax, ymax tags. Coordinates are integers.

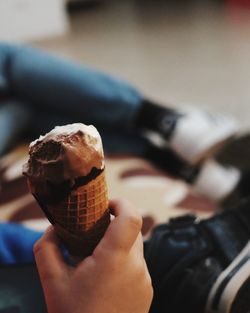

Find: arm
<box><xmin>34</xmin><ymin>199</ymin><xmax>153</xmax><ymax>313</ymax></box>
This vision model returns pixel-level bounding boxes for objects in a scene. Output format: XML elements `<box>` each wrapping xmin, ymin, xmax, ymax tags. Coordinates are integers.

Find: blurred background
<box><xmin>1</xmin><ymin>0</ymin><xmax>250</xmax><ymax>236</ymax></box>
<box><xmin>1</xmin><ymin>0</ymin><xmax>250</xmax><ymax>129</ymax></box>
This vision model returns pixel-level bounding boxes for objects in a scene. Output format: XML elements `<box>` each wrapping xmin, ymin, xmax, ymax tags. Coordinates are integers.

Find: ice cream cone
<box><xmin>29</xmin><ymin>169</ymin><xmax>110</xmax><ymax>257</ymax></box>
<box><xmin>23</xmin><ymin>123</ymin><xmax>110</xmax><ymax>258</ymax></box>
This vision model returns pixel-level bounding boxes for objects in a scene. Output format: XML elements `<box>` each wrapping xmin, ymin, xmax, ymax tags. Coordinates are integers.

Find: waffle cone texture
<box><xmin>29</xmin><ymin>170</ymin><xmax>110</xmax><ymax>257</ymax></box>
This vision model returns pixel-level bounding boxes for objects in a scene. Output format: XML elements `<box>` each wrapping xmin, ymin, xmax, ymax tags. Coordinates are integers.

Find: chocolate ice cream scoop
<box><xmin>23</xmin><ymin>123</ymin><xmax>104</xmax><ymax>183</ymax></box>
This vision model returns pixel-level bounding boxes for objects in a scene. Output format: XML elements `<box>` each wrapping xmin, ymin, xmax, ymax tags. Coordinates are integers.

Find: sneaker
<box><xmin>144</xmin><ymin>198</ymin><xmax>250</xmax><ymax>313</ymax></box>
<box><xmin>193</xmin><ymin>159</ymin><xmax>241</xmax><ymax>202</ymax></box>
<box><xmin>217</xmin><ymin>168</ymin><xmax>250</xmax><ymax>209</ymax></box>
<box><xmin>145</xmin><ymin>146</ymin><xmax>245</xmax><ymax>206</ymax></box>
<box><xmin>138</xmin><ymin>103</ymin><xmax>238</xmax><ymax>165</ymax></box>
<box><xmin>193</xmin><ymin>160</ymin><xmax>250</xmax><ymax>208</ymax></box>
<box><xmin>206</xmin><ymin>241</ymin><xmax>250</xmax><ymax>313</ymax></box>
<box><xmin>166</xmin><ymin>108</ymin><xmax>238</xmax><ymax>164</ymax></box>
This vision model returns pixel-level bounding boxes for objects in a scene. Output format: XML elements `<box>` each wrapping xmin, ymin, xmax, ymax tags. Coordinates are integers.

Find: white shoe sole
<box><xmin>169</xmin><ymin>110</ymin><xmax>238</xmax><ymax>164</ymax></box>
<box><xmin>194</xmin><ymin>160</ymin><xmax>241</xmax><ymax>201</ymax></box>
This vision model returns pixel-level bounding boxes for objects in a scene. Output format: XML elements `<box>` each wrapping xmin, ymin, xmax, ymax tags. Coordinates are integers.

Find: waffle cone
<box><xmin>29</xmin><ymin>170</ymin><xmax>110</xmax><ymax>257</ymax></box>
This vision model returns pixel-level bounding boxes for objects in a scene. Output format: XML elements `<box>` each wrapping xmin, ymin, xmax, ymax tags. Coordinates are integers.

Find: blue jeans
<box><xmin>0</xmin><ymin>42</ymin><xmax>150</xmax><ymax>156</ymax></box>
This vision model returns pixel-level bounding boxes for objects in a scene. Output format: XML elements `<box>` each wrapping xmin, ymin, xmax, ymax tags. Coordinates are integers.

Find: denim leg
<box><xmin>0</xmin><ymin>42</ymin><xmax>143</xmax><ymax>129</ymax></box>
<box><xmin>0</xmin><ymin>99</ymin><xmax>32</xmax><ymax>156</ymax></box>
<box><xmin>31</xmin><ymin>110</ymin><xmax>151</xmax><ymax>155</ymax></box>
<box><xmin>0</xmin><ymin>44</ymin><xmax>12</xmax><ymax>95</ymax></box>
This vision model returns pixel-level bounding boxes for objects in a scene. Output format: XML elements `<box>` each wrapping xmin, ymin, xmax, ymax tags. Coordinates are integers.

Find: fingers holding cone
<box><xmin>98</xmin><ymin>199</ymin><xmax>143</xmax><ymax>256</ymax></box>
<box><xmin>35</xmin><ymin>198</ymin><xmax>144</xmax><ymax>269</ymax></box>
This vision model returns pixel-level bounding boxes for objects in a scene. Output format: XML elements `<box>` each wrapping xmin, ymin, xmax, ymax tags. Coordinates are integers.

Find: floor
<box><xmin>32</xmin><ymin>0</ymin><xmax>250</xmax><ymax>131</ymax></box>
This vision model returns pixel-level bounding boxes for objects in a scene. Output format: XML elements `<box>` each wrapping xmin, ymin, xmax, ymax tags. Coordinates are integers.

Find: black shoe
<box><xmin>206</xmin><ymin>241</ymin><xmax>250</xmax><ymax>313</ymax></box>
<box><xmin>221</xmin><ymin>169</ymin><xmax>250</xmax><ymax>209</ymax></box>
<box><xmin>136</xmin><ymin>100</ymin><xmax>238</xmax><ymax>165</ymax></box>
<box><xmin>216</xmin><ymin>134</ymin><xmax>250</xmax><ymax>208</ymax></box>
<box><xmin>145</xmin><ymin>144</ymin><xmax>250</xmax><ymax>207</ymax></box>
<box><xmin>144</xmin><ymin>199</ymin><xmax>250</xmax><ymax>313</ymax></box>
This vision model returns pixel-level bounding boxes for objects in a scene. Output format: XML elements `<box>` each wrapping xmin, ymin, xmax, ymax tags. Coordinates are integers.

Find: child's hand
<box><xmin>34</xmin><ymin>199</ymin><xmax>153</xmax><ymax>313</ymax></box>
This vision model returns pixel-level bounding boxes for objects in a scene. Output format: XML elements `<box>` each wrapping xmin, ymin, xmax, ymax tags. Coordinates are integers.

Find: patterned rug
<box><xmin>0</xmin><ymin>144</ymin><xmax>218</xmax><ymax>238</ymax></box>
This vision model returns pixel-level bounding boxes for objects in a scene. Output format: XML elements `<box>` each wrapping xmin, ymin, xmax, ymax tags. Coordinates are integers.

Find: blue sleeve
<box><xmin>0</xmin><ymin>223</ymin><xmax>43</xmax><ymax>264</ymax></box>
